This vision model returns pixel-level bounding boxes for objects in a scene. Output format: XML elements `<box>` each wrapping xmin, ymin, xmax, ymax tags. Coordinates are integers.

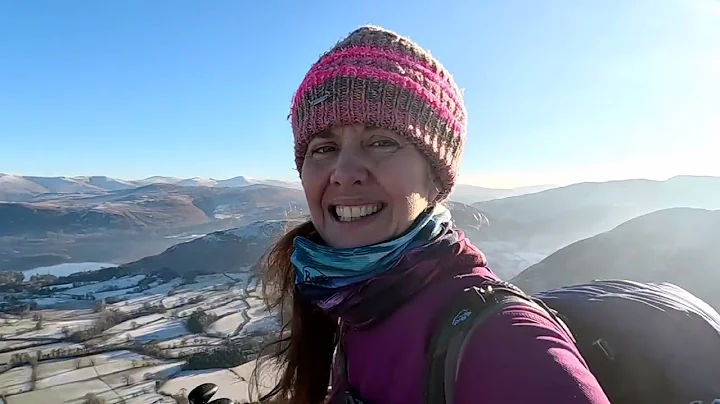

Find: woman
<box><xmin>257</xmin><ymin>26</ymin><xmax>610</xmax><ymax>404</ymax></box>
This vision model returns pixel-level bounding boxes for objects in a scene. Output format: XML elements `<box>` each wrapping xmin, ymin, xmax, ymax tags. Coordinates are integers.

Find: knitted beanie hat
<box><xmin>290</xmin><ymin>25</ymin><xmax>467</xmax><ymax>201</ymax></box>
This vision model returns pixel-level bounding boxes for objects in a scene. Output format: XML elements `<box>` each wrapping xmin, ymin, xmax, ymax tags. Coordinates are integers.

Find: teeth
<box><xmin>334</xmin><ymin>204</ymin><xmax>382</xmax><ymax>222</ymax></box>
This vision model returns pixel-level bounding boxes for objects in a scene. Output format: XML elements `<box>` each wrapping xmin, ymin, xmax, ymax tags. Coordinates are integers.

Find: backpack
<box><xmin>425</xmin><ymin>279</ymin><xmax>720</xmax><ymax>404</ymax></box>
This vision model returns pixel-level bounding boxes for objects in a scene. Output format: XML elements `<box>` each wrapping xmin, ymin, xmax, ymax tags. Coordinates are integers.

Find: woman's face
<box><xmin>301</xmin><ymin>124</ymin><xmax>438</xmax><ymax>249</ymax></box>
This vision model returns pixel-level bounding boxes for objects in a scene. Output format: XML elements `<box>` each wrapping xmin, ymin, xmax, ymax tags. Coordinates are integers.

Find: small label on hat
<box><xmin>310</xmin><ymin>94</ymin><xmax>330</xmax><ymax>106</ymax></box>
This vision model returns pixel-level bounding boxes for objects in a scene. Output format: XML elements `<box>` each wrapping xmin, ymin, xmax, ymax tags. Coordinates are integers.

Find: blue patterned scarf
<box><xmin>291</xmin><ymin>205</ymin><xmax>452</xmax><ymax>302</ymax></box>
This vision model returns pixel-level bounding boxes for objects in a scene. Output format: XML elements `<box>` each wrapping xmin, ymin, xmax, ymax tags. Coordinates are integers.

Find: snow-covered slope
<box><xmin>23</xmin><ymin>176</ymin><xmax>106</xmax><ymax>194</ymax></box>
<box><xmin>72</xmin><ymin>176</ymin><xmax>136</xmax><ymax>191</ymax></box>
<box><xmin>0</xmin><ymin>174</ymin><xmax>48</xmax><ymax>201</ymax></box>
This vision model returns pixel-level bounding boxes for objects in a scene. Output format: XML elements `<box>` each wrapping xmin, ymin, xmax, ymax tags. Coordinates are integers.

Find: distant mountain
<box><xmin>72</xmin><ymin>176</ymin><xmax>138</xmax><ymax>191</ymax></box>
<box><xmin>0</xmin><ymin>202</ymin><xmax>184</xmax><ymax>236</ymax></box>
<box><xmin>0</xmin><ymin>174</ymin><xmax>47</xmax><ymax>202</ymax></box>
<box><xmin>118</xmin><ymin>220</ymin><xmax>304</xmax><ymax>275</ymax></box>
<box><xmin>133</xmin><ymin>176</ymin><xmax>184</xmax><ymax>186</ymax></box>
<box><xmin>449</xmin><ymin>183</ymin><xmax>555</xmax><ymax>204</ymax></box>
<box><xmin>0</xmin><ymin>173</ymin><xmax>304</xmax><ymax>202</ymax></box>
<box><xmin>512</xmin><ymin>208</ymin><xmax>720</xmax><ymax>309</ymax></box>
<box><xmin>0</xmin><ymin>184</ymin><xmax>308</xmax><ymax>236</ymax></box>
<box><xmin>22</xmin><ymin>175</ymin><xmax>106</xmax><ymax>194</ymax></box>
<box><xmin>215</xmin><ymin>176</ymin><xmax>253</xmax><ymax>187</ymax></box>
<box><xmin>0</xmin><ymin>184</ymin><xmax>310</xmax><ymax>271</ymax></box>
<box><xmin>473</xmin><ymin>176</ymin><xmax>720</xmax><ymax>222</ymax></box>
<box><xmin>462</xmin><ymin>176</ymin><xmax>720</xmax><ymax>277</ymax></box>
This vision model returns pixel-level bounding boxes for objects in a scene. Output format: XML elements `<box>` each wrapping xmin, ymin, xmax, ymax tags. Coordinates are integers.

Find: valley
<box><xmin>2</xmin><ymin>173</ymin><xmax>720</xmax><ymax>403</ymax></box>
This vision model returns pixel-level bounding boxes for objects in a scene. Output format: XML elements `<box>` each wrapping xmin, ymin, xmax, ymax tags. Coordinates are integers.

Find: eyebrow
<box><xmin>313</xmin><ymin>130</ymin><xmax>334</xmax><ymax>139</ymax></box>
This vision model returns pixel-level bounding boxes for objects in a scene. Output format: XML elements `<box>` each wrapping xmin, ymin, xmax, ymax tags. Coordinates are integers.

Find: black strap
<box><xmin>424</xmin><ymin>281</ymin><xmax>561</xmax><ymax>404</ymax></box>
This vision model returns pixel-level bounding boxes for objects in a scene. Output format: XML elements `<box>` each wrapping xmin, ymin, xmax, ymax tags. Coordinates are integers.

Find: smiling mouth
<box><xmin>329</xmin><ymin>203</ymin><xmax>385</xmax><ymax>222</ymax></box>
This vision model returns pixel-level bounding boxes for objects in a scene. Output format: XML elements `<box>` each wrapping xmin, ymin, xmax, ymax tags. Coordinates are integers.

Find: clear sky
<box><xmin>1</xmin><ymin>0</ymin><xmax>718</xmax><ymax>188</ymax></box>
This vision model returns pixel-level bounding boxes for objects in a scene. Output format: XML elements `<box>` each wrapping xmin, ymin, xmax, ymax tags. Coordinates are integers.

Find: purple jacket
<box><xmin>329</xmin><ymin>238</ymin><xmax>611</xmax><ymax>403</ymax></box>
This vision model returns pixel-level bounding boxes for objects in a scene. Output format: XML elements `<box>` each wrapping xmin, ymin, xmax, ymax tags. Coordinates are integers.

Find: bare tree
<box><xmin>82</xmin><ymin>392</ymin><xmax>105</xmax><ymax>404</ymax></box>
<box><xmin>94</xmin><ymin>300</ymin><xmax>106</xmax><ymax>313</ymax></box>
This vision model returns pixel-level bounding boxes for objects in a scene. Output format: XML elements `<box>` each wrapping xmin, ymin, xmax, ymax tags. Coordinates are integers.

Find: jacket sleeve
<box><xmin>454</xmin><ymin>303</ymin><xmax>611</xmax><ymax>403</ymax></box>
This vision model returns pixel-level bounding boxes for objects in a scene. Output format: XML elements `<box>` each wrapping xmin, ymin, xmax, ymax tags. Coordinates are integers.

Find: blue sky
<box><xmin>1</xmin><ymin>0</ymin><xmax>718</xmax><ymax>188</ymax></box>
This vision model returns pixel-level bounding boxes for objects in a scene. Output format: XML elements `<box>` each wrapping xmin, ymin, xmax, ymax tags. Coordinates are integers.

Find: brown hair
<box><xmin>250</xmin><ymin>220</ymin><xmax>338</xmax><ymax>404</ymax></box>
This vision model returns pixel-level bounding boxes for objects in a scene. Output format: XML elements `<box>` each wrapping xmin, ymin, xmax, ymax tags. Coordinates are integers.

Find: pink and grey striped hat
<box><xmin>290</xmin><ymin>25</ymin><xmax>467</xmax><ymax>201</ymax></box>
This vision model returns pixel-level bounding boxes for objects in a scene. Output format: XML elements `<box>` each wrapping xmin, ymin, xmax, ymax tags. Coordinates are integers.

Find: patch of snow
<box><xmin>34</xmin><ymin>350</ymin><xmax>161</xmax><ymax>389</ymax></box>
<box><xmin>104</xmin><ymin>313</ymin><xmax>167</xmax><ymax>335</ymax></box>
<box><xmin>207</xmin><ymin>312</ymin><xmax>244</xmax><ymax>337</ymax></box>
<box><xmin>16</xmin><ymin>318</ymin><xmax>94</xmax><ymax>339</ymax></box>
<box><xmin>163</xmin><ymin>233</ymin><xmax>206</xmax><ymax>240</ymax></box>
<box><xmin>62</xmin><ymin>275</ymin><xmax>145</xmax><ymax>296</ymax></box>
<box><xmin>241</xmin><ymin>297</ymin><xmax>278</xmax><ymax>336</ymax></box>
<box><xmin>243</xmin><ymin>315</ymin><xmax>280</xmax><ymax>336</ymax></box>
<box><xmin>156</xmin><ymin>335</ymin><xmax>223</xmax><ymax>350</ymax></box>
<box><xmin>34</xmin><ymin>365</ymin><xmax>98</xmax><ymax>389</ymax></box>
<box><xmin>0</xmin><ymin>365</ymin><xmax>33</xmax><ymax>396</ymax></box>
<box><xmin>6</xmin><ymin>376</ymin><xmax>117</xmax><ymax>404</ymax></box>
<box><xmin>223</xmin><ymin>270</ymin><xmax>252</xmax><ymax>281</ymax></box>
<box><xmin>178</xmin><ymin>177</ymin><xmax>218</xmax><ymax>187</ymax></box>
<box><xmin>32</xmin><ymin>297</ymin><xmax>72</xmax><ymax>307</ymax></box>
<box><xmin>109</xmin><ymin>279</ymin><xmax>183</xmax><ymax>312</ymax></box>
<box><xmin>104</xmin><ymin>318</ymin><xmax>189</xmax><ymax>345</ymax></box>
<box><xmin>159</xmin><ymin>357</ymin><xmax>280</xmax><ymax>403</ymax></box>
<box><xmin>47</xmin><ymin>283</ymin><xmax>74</xmax><ymax>290</ymax></box>
<box><xmin>207</xmin><ymin>299</ymin><xmax>247</xmax><ymax>317</ymax></box>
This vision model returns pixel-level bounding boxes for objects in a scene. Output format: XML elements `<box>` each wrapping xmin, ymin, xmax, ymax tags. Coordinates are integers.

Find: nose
<box><xmin>329</xmin><ymin>149</ymin><xmax>368</xmax><ymax>187</ymax></box>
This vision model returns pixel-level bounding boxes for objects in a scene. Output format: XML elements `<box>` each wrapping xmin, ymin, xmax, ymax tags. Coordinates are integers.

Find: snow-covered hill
<box><xmin>0</xmin><ymin>173</ymin><xmax>304</xmax><ymax>202</ymax></box>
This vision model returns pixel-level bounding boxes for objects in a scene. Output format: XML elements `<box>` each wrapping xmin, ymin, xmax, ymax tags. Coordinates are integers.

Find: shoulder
<box><xmin>455</xmin><ymin>301</ymin><xmax>611</xmax><ymax>403</ymax></box>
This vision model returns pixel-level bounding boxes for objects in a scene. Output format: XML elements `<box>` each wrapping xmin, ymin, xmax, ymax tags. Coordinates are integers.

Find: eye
<box><xmin>310</xmin><ymin>145</ymin><xmax>337</xmax><ymax>156</ymax></box>
<box><xmin>369</xmin><ymin>138</ymin><xmax>399</xmax><ymax>148</ymax></box>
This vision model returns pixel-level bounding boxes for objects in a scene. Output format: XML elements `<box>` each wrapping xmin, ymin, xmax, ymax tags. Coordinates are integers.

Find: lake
<box><xmin>22</xmin><ymin>262</ymin><xmax>116</xmax><ymax>280</ymax></box>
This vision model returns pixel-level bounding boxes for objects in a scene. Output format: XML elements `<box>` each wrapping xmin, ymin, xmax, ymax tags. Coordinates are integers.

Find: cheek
<box><xmin>376</xmin><ymin>154</ymin><xmax>433</xmax><ymax>211</ymax></box>
<box><xmin>301</xmin><ymin>165</ymin><xmax>327</xmax><ymax>215</ymax></box>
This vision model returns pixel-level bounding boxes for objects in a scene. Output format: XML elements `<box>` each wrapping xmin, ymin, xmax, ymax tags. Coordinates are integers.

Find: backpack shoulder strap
<box><xmin>424</xmin><ymin>280</ymin><xmax>553</xmax><ymax>404</ymax></box>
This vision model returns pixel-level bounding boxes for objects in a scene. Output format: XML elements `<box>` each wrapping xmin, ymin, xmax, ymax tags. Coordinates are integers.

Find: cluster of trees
<box><xmin>0</xmin><ymin>271</ymin><xmax>24</xmax><ymax>285</ymax></box>
<box><xmin>7</xmin><ymin>345</ymin><xmax>100</xmax><ymax>366</ymax></box>
<box><xmin>69</xmin><ymin>302</ymin><xmax>166</xmax><ymax>342</ymax></box>
<box><xmin>183</xmin><ymin>340</ymin><xmax>250</xmax><ymax>370</ymax></box>
<box><xmin>29</xmin><ymin>274</ymin><xmax>58</xmax><ymax>283</ymax></box>
<box><xmin>186</xmin><ymin>309</ymin><xmax>218</xmax><ymax>334</ymax></box>
<box><xmin>1</xmin><ymin>298</ymin><xmax>38</xmax><ymax>314</ymax></box>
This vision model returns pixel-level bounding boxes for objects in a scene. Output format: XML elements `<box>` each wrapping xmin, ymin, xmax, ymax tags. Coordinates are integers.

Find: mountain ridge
<box><xmin>511</xmin><ymin>207</ymin><xmax>720</xmax><ymax>308</ymax></box>
<box><xmin>0</xmin><ymin>173</ymin><xmax>557</xmax><ymax>204</ymax></box>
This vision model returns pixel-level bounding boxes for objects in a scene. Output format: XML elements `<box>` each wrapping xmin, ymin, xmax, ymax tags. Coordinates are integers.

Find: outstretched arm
<box><xmin>455</xmin><ymin>303</ymin><xmax>610</xmax><ymax>403</ymax></box>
